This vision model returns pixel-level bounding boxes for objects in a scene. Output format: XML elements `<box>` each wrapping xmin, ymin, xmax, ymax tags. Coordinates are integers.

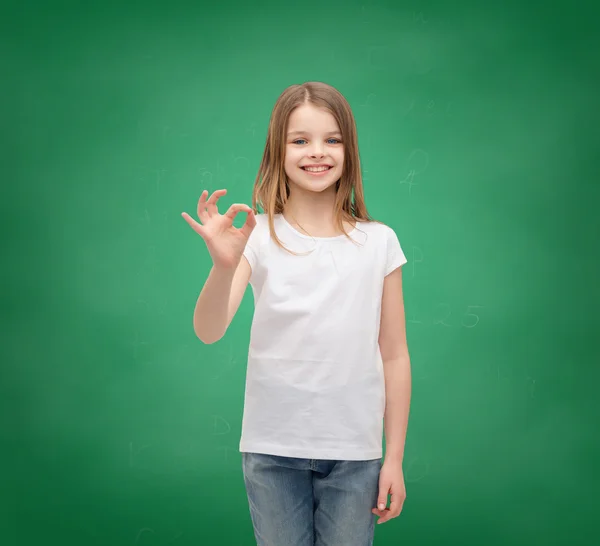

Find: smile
<box><xmin>301</xmin><ymin>166</ymin><xmax>332</xmax><ymax>173</ymax></box>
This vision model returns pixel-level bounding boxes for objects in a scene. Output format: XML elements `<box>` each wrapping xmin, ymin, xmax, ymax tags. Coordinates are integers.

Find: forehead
<box><xmin>287</xmin><ymin>103</ymin><xmax>340</xmax><ymax>133</ymax></box>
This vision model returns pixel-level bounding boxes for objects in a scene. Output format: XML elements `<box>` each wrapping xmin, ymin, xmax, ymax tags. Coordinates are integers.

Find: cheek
<box><xmin>284</xmin><ymin>152</ymin><xmax>300</xmax><ymax>179</ymax></box>
<box><xmin>285</xmin><ymin>147</ymin><xmax>302</xmax><ymax>164</ymax></box>
<box><xmin>284</xmin><ymin>151</ymin><xmax>305</xmax><ymax>176</ymax></box>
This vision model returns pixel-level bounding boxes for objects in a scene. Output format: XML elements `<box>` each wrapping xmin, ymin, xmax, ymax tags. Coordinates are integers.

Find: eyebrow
<box><xmin>287</xmin><ymin>130</ymin><xmax>342</xmax><ymax>136</ymax></box>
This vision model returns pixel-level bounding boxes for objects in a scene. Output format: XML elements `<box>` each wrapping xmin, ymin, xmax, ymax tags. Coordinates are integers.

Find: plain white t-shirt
<box><xmin>239</xmin><ymin>212</ymin><xmax>407</xmax><ymax>461</ymax></box>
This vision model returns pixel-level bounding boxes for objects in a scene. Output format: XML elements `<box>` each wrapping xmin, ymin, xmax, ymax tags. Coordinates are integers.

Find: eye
<box><xmin>291</xmin><ymin>138</ymin><xmax>342</xmax><ymax>145</ymax></box>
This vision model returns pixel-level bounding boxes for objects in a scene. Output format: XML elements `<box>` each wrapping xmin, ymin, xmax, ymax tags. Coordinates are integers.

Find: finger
<box><xmin>207</xmin><ymin>189</ymin><xmax>227</xmax><ymax>217</ymax></box>
<box><xmin>376</xmin><ymin>510</ymin><xmax>392</xmax><ymax>524</ymax></box>
<box><xmin>197</xmin><ymin>190</ymin><xmax>209</xmax><ymax>222</ymax></box>
<box><xmin>181</xmin><ymin>212</ymin><xmax>206</xmax><ymax>237</ymax></box>
<box><xmin>390</xmin><ymin>491</ymin><xmax>405</xmax><ymax>515</ymax></box>
<box><xmin>239</xmin><ymin>207</ymin><xmax>257</xmax><ymax>238</ymax></box>
<box><xmin>390</xmin><ymin>492</ymin><xmax>404</xmax><ymax>518</ymax></box>
<box><xmin>375</xmin><ymin>501</ymin><xmax>403</xmax><ymax>525</ymax></box>
<box><xmin>376</xmin><ymin>490</ymin><xmax>388</xmax><ymax>512</ymax></box>
<box><xmin>374</xmin><ymin>508</ymin><xmax>390</xmax><ymax>524</ymax></box>
<box><xmin>223</xmin><ymin>203</ymin><xmax>253</xmax><ymax>228</ymax></box>
<box><xmin>388</xmin><ymin>500</ymin><xmax>403</xmax><ymax>518</ymax></box>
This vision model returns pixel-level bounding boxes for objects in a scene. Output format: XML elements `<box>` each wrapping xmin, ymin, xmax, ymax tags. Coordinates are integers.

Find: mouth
<box><xmin>300</xmin><ymin>165</ymin><xmax>333</xmax><ymax>173</ymax></box>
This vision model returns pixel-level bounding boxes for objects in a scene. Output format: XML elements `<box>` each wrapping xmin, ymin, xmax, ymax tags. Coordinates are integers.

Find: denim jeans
<box><xmin>242</xmin><ymin>452</ymin><xmax>382</xmax><ymax>546</ymax></box>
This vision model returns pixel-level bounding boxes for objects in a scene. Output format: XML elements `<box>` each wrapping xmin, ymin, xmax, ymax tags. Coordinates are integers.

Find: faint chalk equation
<box><xmin>212</xmin><ymin>414</ymin><xmax>231</xmax><ymax>436</ymax></box>
<box><xmin>138</xmin><ymin>167</ymin><xmax>167</xmax><ymax>196</ymax></box>
<box><xmin>361</xmin><ymin>93</ymin><xmax>377</xmax><ymax>107</ymax></box>
<box><xmin>129</xmin><ymin>441</ymin><xmax>155</xmax><ymax>468</ymax></box>
<box><xmin>407</xmin><ymin>304</ymin><xmax>484</xmax><ymax>328</ymax></box>
<box><xmin>399</xmin><ymin>149</ymin><xmax>429</xmax><ymax>195</ymax></box>
<box><xmin>131</xmin><ymin>330</ymin><xmax>150</xmax><ymax>361</ymax></box>
<box><xmin>405</xmin><ymin>456</ymin><xmax>430</xmax><ymax>483</ymax></box>
<box><xmin>216</xmin><ymin>445</ymin><xmax>235</xmax><ymax>462</ymax></box>
<box><xmin>135</xmin><ymin>528</ymin><xmax>184</xmax><ymax>544</ymax></box>
<box><xmin>411</xmin><ymin>246</ymin><xmax>424</xmax><ymax>278</ymax></box>
<box><xmin>134</xmin><ymin>528</ymin><xmax>154</xmax><ymax>544</ymax></box>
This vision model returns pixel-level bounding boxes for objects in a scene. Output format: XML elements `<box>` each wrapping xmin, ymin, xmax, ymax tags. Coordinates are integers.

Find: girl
<box><xmin>182</xmin><ymin>81</ymin><xmax>411</xmax><ymax>545</ymax></box>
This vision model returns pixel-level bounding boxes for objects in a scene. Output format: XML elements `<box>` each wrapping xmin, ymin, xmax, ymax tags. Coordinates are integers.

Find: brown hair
<box><xmin>250</xmin><ymin>81</ymin><xmax>380</xmax><ymax>255</ymax></box>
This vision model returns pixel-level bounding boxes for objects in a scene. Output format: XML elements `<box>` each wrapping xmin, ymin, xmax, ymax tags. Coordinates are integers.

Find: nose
<box><xmin>309</xmin><ymin>144</ymin><xmax>325</xmax><ymax>158</ymax></box>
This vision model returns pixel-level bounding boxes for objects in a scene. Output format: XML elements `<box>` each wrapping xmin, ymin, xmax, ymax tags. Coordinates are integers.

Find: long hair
<box><xmin>250</xmin><ymin>81</ymin><xmax>379</xmax><ymax>255</ymax></box>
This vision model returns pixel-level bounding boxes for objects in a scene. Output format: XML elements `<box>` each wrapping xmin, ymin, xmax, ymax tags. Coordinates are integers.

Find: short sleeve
<box><xmin>242</xmin><ymin>213</ymin><xmax>264</xmax><ymax>272</ymax></box>
<box><xmin>384</xmin><ymin>225</ymin><xmax>407</xmax><ymax>276</ymax></box>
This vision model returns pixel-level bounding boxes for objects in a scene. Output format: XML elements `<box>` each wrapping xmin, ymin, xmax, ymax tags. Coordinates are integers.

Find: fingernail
<box><xmin>378</xmin><ymin>503</ymin><xmax>385</xmax><ymax>510</ymax></box>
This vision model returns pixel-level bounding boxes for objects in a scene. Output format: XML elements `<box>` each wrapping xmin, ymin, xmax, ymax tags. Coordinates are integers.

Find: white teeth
<box><xmin>303</xmin><ymin>166</ymin><xmax>330</xmax><ymax>172</ymax></box>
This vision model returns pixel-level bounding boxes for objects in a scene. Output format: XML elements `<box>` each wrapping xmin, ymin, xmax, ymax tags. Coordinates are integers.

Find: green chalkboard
<box><xmin>3</xmin><ymin>0</ymin><xmax>599</xmax><ymax>545</ymax></box>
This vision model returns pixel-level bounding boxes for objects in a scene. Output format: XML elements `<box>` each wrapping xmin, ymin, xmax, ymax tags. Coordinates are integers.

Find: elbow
<box><xmin>193</xmin><ymin>315</ymin><xmax>227</xmax><ymax>345</ymax></box>
<box><xmin>194</xmin><ymin>327</ymin><xmax>222</xmax><ymax>345</ymax></box>
<box><xmin>197</xmin><ymin>335</ymin><xmax>217</xmax><ymax>345</ymax></box>
<box><xmin>195</xmin><ymin>330</ymin><xmax>215</xmax><ymax>345</ymax></box>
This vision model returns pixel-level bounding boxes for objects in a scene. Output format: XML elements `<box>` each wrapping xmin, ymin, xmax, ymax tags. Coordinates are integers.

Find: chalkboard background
<box><xmin>3</xmin><ymin>0</ymin><xmax>599</xmax><ymax>544</ymax></box>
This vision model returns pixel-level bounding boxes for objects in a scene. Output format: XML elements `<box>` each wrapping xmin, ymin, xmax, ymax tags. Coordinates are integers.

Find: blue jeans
<box><xmin>242</xmin><ymin>452</ymin><xmax>382</xmax><ymax>546</ymax></box>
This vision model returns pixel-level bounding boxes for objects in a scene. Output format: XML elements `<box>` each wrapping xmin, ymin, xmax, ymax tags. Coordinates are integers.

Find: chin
<box><xmin>299</xmin><ymin>183</ymin><xmax>338</xmax><ymax>194</ymax></box>
<box><xmin>295</xmin><ymin>176</ymin><xmax>340</xmax><ymax>193</ymax></box>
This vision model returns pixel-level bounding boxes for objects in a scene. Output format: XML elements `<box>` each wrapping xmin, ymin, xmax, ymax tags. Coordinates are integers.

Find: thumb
<box><xmin>377</xmin><ymin>488</ymin><xmax>388</xmax><ymax>511</ymax></box>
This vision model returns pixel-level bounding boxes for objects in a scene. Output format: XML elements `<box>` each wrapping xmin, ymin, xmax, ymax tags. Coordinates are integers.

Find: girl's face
<box><xmin>284</xmin><ymin>103</ymin><xmax>344</xmax><ymax>194</ymax></box>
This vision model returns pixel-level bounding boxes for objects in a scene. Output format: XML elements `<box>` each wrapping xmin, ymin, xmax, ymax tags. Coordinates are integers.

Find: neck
<box><xmin>285</xmin><ymin>193</ymin><xmax>335</xmax><ymax>229</ymax></box>
<box><xmin>283</xmin><ymin>185</ymin><xmax>354</xmax><ymax>237</ymax></box>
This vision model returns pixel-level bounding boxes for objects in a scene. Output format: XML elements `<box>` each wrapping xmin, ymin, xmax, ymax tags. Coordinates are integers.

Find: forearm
<box><xmin>193</xmin><ymin>265</ymin><xmax>235</xmax><ymax>344</ymax></box>
<box><xmin>382</xmin><ymin>354</ymin><xmax>412</xmax><ymax>463</ymax></box>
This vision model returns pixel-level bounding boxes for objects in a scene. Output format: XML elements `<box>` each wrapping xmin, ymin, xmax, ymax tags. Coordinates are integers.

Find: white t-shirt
<box><xmin>239</xmin><ymin>212</ymin><xmax>407</xmax><ymax>461</ymax></box>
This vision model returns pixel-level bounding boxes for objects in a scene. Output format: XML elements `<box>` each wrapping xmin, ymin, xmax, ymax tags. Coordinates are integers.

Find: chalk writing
<box><xmin>131</xmin><ymin>330</ymin><xmax>150</xmax><ymax>360</ymax></box>
<box><xmin>367</xmin><ymin>45</ymin><xmax>389</xmax><ymax>71</ymax></box>
<box><xmin>197</xmin><ymin>167</ymin><xmax>214</xmax><ymax>187</ymax></box>
<box><xmin>216</xmin><ymin>445</ymin><xmax>235</xmax><ymax>462</ymax></box>
<box><xmin>526</xmin><ymin>376</ymin><xmax>537</xmax><ymax>399</ymax></box>
<box><xmin>411</xmin><ymin>246</ymin><xmax>424</xmax><ymax>278</ymax></box>
<box><xmin>399</xmin><ymin>149</ymin><xmax>429</xmax><ymax>195</ymax></box>
<box><xmin>361</xmin><ymin>93</ymin><xmax>377</xmax><ymax>107</ymax></box>
<box><xmin>139</xmin><ymin>167</ymin><xmax>167</xmax><ymax>195</ymax></box>
<box><xmin>407</xmin><ymin>304</ymin><xmax>484</xmax><ymax>328</ymax></box>
<box><xmin>405</xmin><ymin>456</ymin><xmax>430</xmax><ymax>483</ymax></box>
<box><xmin>134</xmin><ymin>528</ymin><xmax>154</xmax><ymax>544</ymax></box>
<box><xmin>462</xmin><ymin>306</ymin><xmax>484</xmax><ymax>328</ymax></box>
<box><xmin>413</xmin><ymin>11</ymin><xmax>428</xmax><ymax>25</ymax></box>
<box><xmin>135</xmin><ymin>528</ymin><xmax>184</xmax><ymax>545</ymax></box>
<box><xmin>404</xmin><ymin>98</ymin><xmax>457</xmax><ymax>118</ymax></box>
<box><xmin>129</xmin><ymin>441</ymin><xmax>155</xmax><ymax>468</ymax></box>
<box><xmin>432</xmin><ymin>303</ymin><xmax>452</xmax><ymax>327</ymax></box>
<box><xmin>212</xmin><ymin>415</ymin><xmax>231</xmax><ymax>436</ymax></box>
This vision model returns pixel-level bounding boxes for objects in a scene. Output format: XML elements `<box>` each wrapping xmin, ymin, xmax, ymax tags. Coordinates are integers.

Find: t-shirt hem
<box><xmin>242</xmin><ymin>248</ymin><xmax>257</xmax><ymax>271</ymax></box>
<box><xmin>239</xmin><ymin>441</ymin><xmax>382</xmax><ymax>461</ymax></box>
<box><xmin>385</xmin><ymin>256</ymin><xmax>407</xmax><ymax>277</ymax></box>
